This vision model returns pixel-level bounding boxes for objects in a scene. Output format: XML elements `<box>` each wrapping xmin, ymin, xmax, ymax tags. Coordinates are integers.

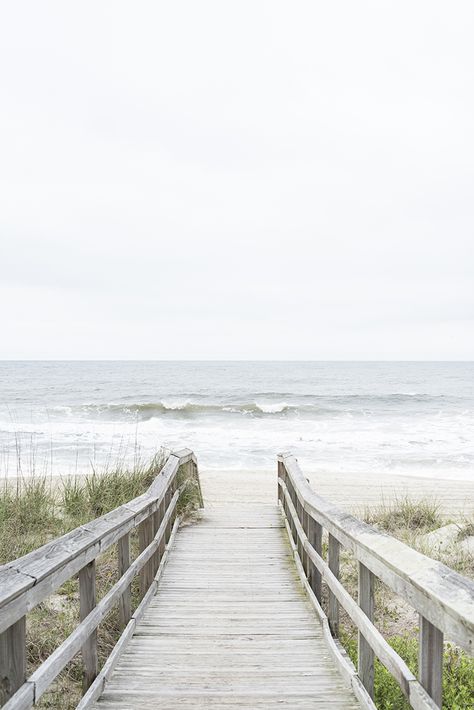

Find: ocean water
<box><xmin>0</xmin><ymin>361</ymin><xmax>473</xmax><ymax>480</ymax></box>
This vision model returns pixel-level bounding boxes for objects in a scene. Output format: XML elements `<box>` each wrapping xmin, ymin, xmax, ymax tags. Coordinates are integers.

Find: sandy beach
<box><xmin>200</xmin><ymin>467</ymin><xmax>474</xmax><ymax>518</ymax></box>
<box><xmin>3</xmin><ymin>465</ymin><xmax>473</xmax><ymax>520</ymax></box>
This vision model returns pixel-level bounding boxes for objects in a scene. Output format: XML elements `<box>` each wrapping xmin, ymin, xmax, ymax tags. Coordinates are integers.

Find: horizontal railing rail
<box><xmin>0</xmin><ymin>449</ymin><xmax>203</xmax><ymax>709</ymax></box>
<box><xmin>278</xmin><ymin>452</ymin><xmax>474</xmax><ymax>710</ymax></box>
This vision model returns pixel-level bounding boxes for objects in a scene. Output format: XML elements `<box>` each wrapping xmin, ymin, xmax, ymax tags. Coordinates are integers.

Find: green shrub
<box><xmin>341</xmin><ymin>632</ymin><xmax>474</xmax><ymax>709</ymax></box>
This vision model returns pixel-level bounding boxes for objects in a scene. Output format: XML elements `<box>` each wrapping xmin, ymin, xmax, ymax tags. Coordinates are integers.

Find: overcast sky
<box><xmin>0</xmin><ymin>1</ymin><xmax>473</xmax><ymax>359</ymax></box>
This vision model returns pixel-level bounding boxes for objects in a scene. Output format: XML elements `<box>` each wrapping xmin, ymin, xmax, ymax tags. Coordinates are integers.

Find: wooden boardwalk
<box><xmin>93</xmin><ymin>504</ymin><xmax>361</xmax><ymax>709</ymax></box>
<box><xmin>3</xmin><ymin>450</ymin><xmax>472</xmax><ymax>709</ymax></box>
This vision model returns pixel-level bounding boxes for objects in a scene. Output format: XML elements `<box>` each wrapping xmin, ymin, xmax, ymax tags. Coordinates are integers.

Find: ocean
<box><xmin>0</xmin><ymin>361</ymin><xmax>473</xmax><ymax>480</ymax></box>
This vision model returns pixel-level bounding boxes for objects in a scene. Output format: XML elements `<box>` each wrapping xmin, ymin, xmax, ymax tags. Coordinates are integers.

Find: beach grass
<box><xmin>363</xmin><ymin>495</ymin><xmax>442</xmax><ymax>534</ymax></box>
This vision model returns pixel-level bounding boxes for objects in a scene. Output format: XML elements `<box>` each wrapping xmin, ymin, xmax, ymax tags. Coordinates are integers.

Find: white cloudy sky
<box><xmin>0</xmin><ymin>1</ymin><xmax>473</xmax><ymax>359</ymax></box>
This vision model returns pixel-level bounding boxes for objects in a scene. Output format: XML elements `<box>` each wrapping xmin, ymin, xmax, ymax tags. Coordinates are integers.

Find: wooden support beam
<box><xmin>0</xmin><ymin>616</ymin><xmax>26</xmax><ymax>705</ymax></box>
<box><xmin>419</xmin><ymin>615</ymin><xmax>443</xmax><ymax>708</ymax></box>
<box><xmin>328</xmin><ymin>534</ymin><xmax>340</xmax><ymax>637</ymax></box>
<box><xmin>302</xmin><ymin>509</ymin><xmax>310</xmax><ymax>578</ymax></box>
<box><xmin>152</xmin><ymin>509</ymin><xmax>161</xmax><ymax>576</ymax></box>
<box><xmin>308</xmin><ymin>516</ymin><xmax>322</xmax><ymax>603</ymax></box>
<box><xmin>138</xmin><ymin>517</ymin><xmax>154</xmax><ymax>598</ymax></box>
<box><xmin>277</xmin><ymin>460</ymin><xmax>284</xmax><ymax>504</ymax></box>
<box><xmin>165</xmin><ymin>488</ymin><xmax>173</xmax><ymax>544</ymax></box>
<box><xmin>117</xmin><ymin>534</ymin><xmax>131</xmax><ymax>629</ymax></box>
<box><xmin>79</xmin><ymin>561</ymin><xmax>98</xmax><ymax>692</ymax></box>
<box><xmin>296</xmin><ymin>498</ymin><xmax>304</xmax><ymax>561</ymax></box>
<box><xmin>358</xmin><ymin>562</ymin><xmax>375</xmax><ymax>699</ymax></box>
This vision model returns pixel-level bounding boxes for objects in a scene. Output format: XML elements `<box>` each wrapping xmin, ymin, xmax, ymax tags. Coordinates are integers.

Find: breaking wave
<box><xmin>48</xmin><ymin>392</ymin><xmax>455</xmax><ymax>422</ymax></box>
<box><xmin>70</xmin><ymin>401</ymin><xmax>299</xmax><ymax>420</ymax></box>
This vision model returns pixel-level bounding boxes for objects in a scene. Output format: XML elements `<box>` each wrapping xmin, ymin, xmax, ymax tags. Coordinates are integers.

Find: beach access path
<box><xmin>200</xmin><ymin>468</ymin><xmax>474</xmax><ymax>517</ymax></box>
<box><xmin>94</xmin><ymin>503</ymin><xmax>361</xmax><ymax>709</ymax></box>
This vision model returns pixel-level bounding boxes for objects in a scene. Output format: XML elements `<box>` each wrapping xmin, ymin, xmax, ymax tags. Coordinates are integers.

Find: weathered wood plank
<box><xmin>79</xmin><ymin>561</ymin><xmax>98</xmax><ymax>692</ymax></box>
<box><xmin>328</xmin><ymin>534</ymin><xmax>340</xmax><ymax>636</ymax></box>
<box><xmin>138</xmin><ymin>518</ymin><xmax>154</xmax><ymax>599</ymax></box>
<box><xmin>1</xmin><ymin>681</ymin><xmax>34</xmax><ymax>710</ymax></box>
<box><xmin>358</xmin><ymin>563</ymin><xmax>374</xmax><ymax>699</ymax></box>
<box><xmin>419</xmin><ymin>616</ymin><xmax>443</xmax><ymax>707</ymax></box>
<box><xmin>307</xmin><ymin>515</ymin><xmax>322</xmax><ymax>603</ymax></box>
<box><xmin>117</xmin><ymin>534</ymin><xmax>131</xmax><ymax>629</ymax></box>
<box><xmin>0</xmin><ymin>615</ymin><xmax>26</xmax><ymax>705</ymax></box>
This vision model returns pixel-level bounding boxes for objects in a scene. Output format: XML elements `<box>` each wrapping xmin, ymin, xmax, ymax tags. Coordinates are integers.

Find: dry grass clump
<box><xmin>362</xmin><ymin>498</ymin><xmax>474</xmax><ymax>580</ymax></box>
<box><xmin>363</xmin><ymin>495</ymin><xmax>442</xmax><ymax>534</ymax></box>
<box><xmin>458</xmin><ymin>517</ymin><xmax>474</xmax><ymax>542</ymax></box>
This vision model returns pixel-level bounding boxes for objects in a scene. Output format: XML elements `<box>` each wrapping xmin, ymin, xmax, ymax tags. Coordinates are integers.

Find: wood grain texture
<box><xmin>419</xmin><ymin>616</ymin><xmax>443</xmax><ymax>708</ymax></box>
<box><xmin>328</xmin><ymin>534</ymin><xmax>340</xmax><ymax>637</ymax></box>
<box><xmin>358</xmin><ymin>563</ymin><xmax>375</xmax><ymax>699</ymax></box>
<box><xmin>117</xmin><ymin>534</ymin><xmax>131</xmax><ymax>629</ymax></box>
<box><xmin>79</xmin><ymin>561</ymin><xmax>98</xmax><ymax>692</ymax></box>
<box><xmin>0</xmin><ymin>616</ymin><xmax>26</xmax><ymax>705</ymax></box>
<box><xmin>92</xmin><ymin>504</ymin><xmax>361</xmax><ymax>709</ymax></box>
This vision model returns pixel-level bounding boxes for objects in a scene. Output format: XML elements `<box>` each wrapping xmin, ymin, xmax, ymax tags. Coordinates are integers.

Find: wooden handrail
<box><xmin>278</xmin><ymin>452</ymin><xmax>474</xmax><ymax>710</ymax></box>
<box><xmin>0</xmin><ymin>449</ymin><xmax>202</xmax><ymax>709</ymax></box>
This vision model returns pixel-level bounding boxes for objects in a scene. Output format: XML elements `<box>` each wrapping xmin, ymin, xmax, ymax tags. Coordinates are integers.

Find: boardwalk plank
<box><xmin>93</xmin><ymin>505</ymin><xmax>360</xmax><ymax>709</ymax></box>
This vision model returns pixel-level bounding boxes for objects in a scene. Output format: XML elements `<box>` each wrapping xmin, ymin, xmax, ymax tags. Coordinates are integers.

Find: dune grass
<box><xmin>363</xmin><ymin>495</ymin><xmax>442</xmax><ymax>534</ymax></box>
<box><xmin>0</xmin><ymin>453</ymin><xmax>167</xmax><ymax>563</ymax></box>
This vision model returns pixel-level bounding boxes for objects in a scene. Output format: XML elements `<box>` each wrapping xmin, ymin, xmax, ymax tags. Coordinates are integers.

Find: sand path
<box><xmin>200</xmin><ymin>467</ymin><xmax>474</xmax><ymax>518</ymax></box>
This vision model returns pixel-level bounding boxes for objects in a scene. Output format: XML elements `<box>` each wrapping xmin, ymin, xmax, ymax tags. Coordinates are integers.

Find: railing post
<box><xmin>0</xmin><ymin>617</ymin><xmax>26</xmax><ymax>704</ymax></box>
<box><xmin>302</xmin><ymin>509</ymin><xmax>309</xmax><ymax>578</ymax></box>
<box><xmin>165</xmin><ymin>484</ymin><xmax>173</xmax><ymax>544</ymax></box>
<box><xmin>158</xmin><ymin>498</ymin><xmax>166</xmax><ymax>562</ymax></box>
<box><xmin>307</xmin><ymin>515</ymin><xmax>322</xmax><ymax>603</ymax></box>
<box><xmin>117</xmin><ymin>533</ymin><xmax>131</xmax><ymax>628</ymax></box>
<box><xmin>277</xmin><ymin>459</ymin><xmax>284</xmax><ymax>505</ymax></box>
<box><xmin>79</xmin><ymin>560</ymin><xmax>98</xmax><ymax>692</ymax></box>
<box><xmin>296</xmin><ymin>498</ymin><xmax>304</xmax><ymax>561</ymax></box>
<box><xmin>328</xmin><ymin>534</ymin><xmax>340</xmax><ymax>637</ymax></box>
<box><xmin>191</xmin><ymin>459</ymin><xmax>204</xmax><ymax>508</ymax></box>
<box><xmin>358</xmin><ymin>562</ymin><xmax>375</xmax><ymax>698</ymax></box>
<box><xmin>138</xmin><ymin>514</ymin><xmax>154</xmax><ymax>598</ymax></box>
<box><xmin>152</xmin><ymin>507</ymin><xmax>161</xmax><ymax>575</ymax></box>
<box><xmin>419</xmin><ymin>616</ymin><xmax>443</xmax><ymax>707</ymax></box>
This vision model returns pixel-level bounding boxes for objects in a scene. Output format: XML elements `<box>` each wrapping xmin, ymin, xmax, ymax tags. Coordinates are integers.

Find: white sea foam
<box><xmin>255</xmin><ymin>402</ymin><xmax>289</xmax><ymax>413</ymax></box>
<box><xmin>161</xmin><ymin>399</ymin><xmax>191</xmax><ymax>411</ymax></box>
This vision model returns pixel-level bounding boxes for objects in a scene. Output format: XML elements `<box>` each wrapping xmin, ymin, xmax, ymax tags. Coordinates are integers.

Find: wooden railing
<box><xmin>0</xmin><ymin>449</ymin><xmax>203</xmax><ymax>710</ymax></box>
<box><xmin>278</xmin><ymin>452</ymin><xmax>474</xmax><ymax>710</ymax></box>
